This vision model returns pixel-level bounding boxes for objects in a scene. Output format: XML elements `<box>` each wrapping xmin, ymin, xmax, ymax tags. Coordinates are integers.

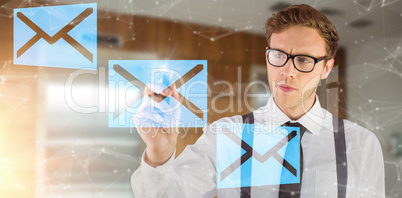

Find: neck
<box><xmin>276</xmin><ymin>94</ymin><xmax>316</xmax><ymax>120</ymax></box>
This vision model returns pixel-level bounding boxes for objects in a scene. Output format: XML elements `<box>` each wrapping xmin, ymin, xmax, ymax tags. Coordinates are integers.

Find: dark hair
<box><xmin>265</xmin><ymin>4</ymin><xmax>339</xmax><ymax>59</ymax></box>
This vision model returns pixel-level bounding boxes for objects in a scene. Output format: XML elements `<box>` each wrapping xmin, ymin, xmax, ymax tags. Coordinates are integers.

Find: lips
<box><xmin>278</xmin><ymin>84</ymin><xmax>296</xmax><ymax>93</ymax></box>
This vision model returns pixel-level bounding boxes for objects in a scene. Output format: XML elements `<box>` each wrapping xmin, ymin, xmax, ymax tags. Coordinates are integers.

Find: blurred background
<box><xmin>1</xmin><ymin>0</ymin><xmax>401</xmax><ymax>197</ymax></box>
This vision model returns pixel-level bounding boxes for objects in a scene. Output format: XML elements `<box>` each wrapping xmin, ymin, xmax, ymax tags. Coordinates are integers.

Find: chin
<box><xmin>280</xmin><ymin>100</ymin><xmax>300</xmax><ymax>110</ymax></box>
<box><xmin>274</xmin><ymin>95</ymin><xmax>300</xmax><ymax>109</ymax></box>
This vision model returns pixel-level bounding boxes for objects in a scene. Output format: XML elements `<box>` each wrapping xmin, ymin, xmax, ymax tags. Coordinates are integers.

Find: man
<box><xmin>131</xmin><ymin>4</ymin><xmax>385</xmax><ymax>197</ymax></box>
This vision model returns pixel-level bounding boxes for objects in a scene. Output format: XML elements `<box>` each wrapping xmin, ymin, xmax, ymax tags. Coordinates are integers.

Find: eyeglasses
<box><xmin>266</xmin><ymin>48</ymin><xmax>327</xmax><ymax>73</ymax></box>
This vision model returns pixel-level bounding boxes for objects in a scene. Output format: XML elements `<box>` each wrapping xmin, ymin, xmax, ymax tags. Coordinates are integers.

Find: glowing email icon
<box><xmin>216</xmin><ymin>122</ymin><xmax>301</xmax><ymax>189</ymax></box>
<box><xmin>108</xmin><ymin>60</ymin><xmax>208</xmax><ymax>128</ymax></box>
<box><xmin>13</xmin><ymin>3</ymin><xmax>97</xmax><ymax>69</ymax></box>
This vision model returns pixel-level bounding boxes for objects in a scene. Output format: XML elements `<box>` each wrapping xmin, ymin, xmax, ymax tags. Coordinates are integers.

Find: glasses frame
<box><xmin>266</xmin><ymin>48</ymin><xmax>327</xmax><ymax>73</ymax></box>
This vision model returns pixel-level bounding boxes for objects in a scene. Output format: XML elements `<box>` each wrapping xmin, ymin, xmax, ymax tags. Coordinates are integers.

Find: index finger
<box><xmin>159</xmin><ymin>83</ymin><xmax>177</xmax><ymax>96</ymax></box>
<box><xmin>159</xmin><ymin>73</ymin><xmax>180</xmax><ymax>101</ymax></box>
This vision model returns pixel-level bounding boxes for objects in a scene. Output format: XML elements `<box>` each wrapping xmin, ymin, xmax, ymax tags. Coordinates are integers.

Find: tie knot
<box><xmin>283</xmin><ymin>121</ymin><xmax>307</xmax><ymax>138</ymax></box>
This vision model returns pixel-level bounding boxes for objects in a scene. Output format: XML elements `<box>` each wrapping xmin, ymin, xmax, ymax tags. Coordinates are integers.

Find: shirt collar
<box><xmin>263</xmin><ymin>95</ymin><xmax>324</xmax><ymax>136</ymax></box>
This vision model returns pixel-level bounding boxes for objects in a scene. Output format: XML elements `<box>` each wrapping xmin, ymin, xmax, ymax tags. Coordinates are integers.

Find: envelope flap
<box><xmin>252</xmin><ymin>125</ymin><xmax>300</xmax><ymax>155</ymax></box>
<box><xmin>117</xmin><ymin>60</ymin><xmax>202</xmax><ymax>94</ymax></box>
<box><xmin>15</xmin><ymin>4</ymin><xmax>96</xmax><ymax>37</ymax></box>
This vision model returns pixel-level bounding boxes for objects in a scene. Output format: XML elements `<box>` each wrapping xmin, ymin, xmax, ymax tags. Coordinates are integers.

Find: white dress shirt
<box><xmin>131</xmin><ymin>96</ymin><xmax>385</xmax><ymax>198</ymax></box>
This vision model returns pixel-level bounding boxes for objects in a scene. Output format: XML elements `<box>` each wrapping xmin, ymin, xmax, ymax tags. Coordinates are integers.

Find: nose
<box><xmin>280</xmin><ymin>58</ymin><xmax>297</xmax><ymax>78</ymax></box>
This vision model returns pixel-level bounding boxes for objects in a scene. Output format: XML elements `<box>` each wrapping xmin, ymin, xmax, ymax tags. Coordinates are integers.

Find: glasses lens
<box><xmin>268</xmin><ymin>50</ymin><xmax>287</xmax><ymax>66</ymax></box>
<box><xmin>294</xmin><ymin>56</ymin><xmax>315</xmax><ymax>72</ymax></box>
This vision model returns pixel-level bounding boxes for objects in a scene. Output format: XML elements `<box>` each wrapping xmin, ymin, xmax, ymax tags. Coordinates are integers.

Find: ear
<box><xmin>321</xmin><ymin>58</ymin><xmax>335</xmax><ymax>79</ymax></box>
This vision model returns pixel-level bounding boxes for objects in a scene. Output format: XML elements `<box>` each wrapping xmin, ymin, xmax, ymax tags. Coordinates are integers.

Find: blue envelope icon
<box><xmin>13</xmin><ymin>3</ymin><xmax>97</xmax><ymax>69</ymax></box>
<box><xmin>108</xmin><ymin>60</ymin><xmax>208</xmax><ymax>128</ymax></box>
<box><xmin>216</xmin><ymin>122</ymin><xmax>301</xmax><ymax>189</ymax></box>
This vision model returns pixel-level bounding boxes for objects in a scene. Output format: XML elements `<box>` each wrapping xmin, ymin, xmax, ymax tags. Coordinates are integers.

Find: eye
<box><xmin>296</xmin><ymin>56</ymin><xmax>313</xmax><ymax>64</ymax></box>
<box><xmin>272</xmin><ymin>51</ymin><xmax>285</xmax><ymax>59</ymax></box>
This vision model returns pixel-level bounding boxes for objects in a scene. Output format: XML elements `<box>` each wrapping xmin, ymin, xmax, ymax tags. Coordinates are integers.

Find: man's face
<box><xmin>266</xmin><ymin>26</ymin><xmax>334</xmax><ymax>111</ymax></box>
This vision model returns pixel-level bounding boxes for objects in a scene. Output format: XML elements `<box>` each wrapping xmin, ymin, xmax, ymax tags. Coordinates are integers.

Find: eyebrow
<box><xmin>270</xmin><ymin>47</ymin><xmax>321</xmax><ymax>58</ymax></box>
